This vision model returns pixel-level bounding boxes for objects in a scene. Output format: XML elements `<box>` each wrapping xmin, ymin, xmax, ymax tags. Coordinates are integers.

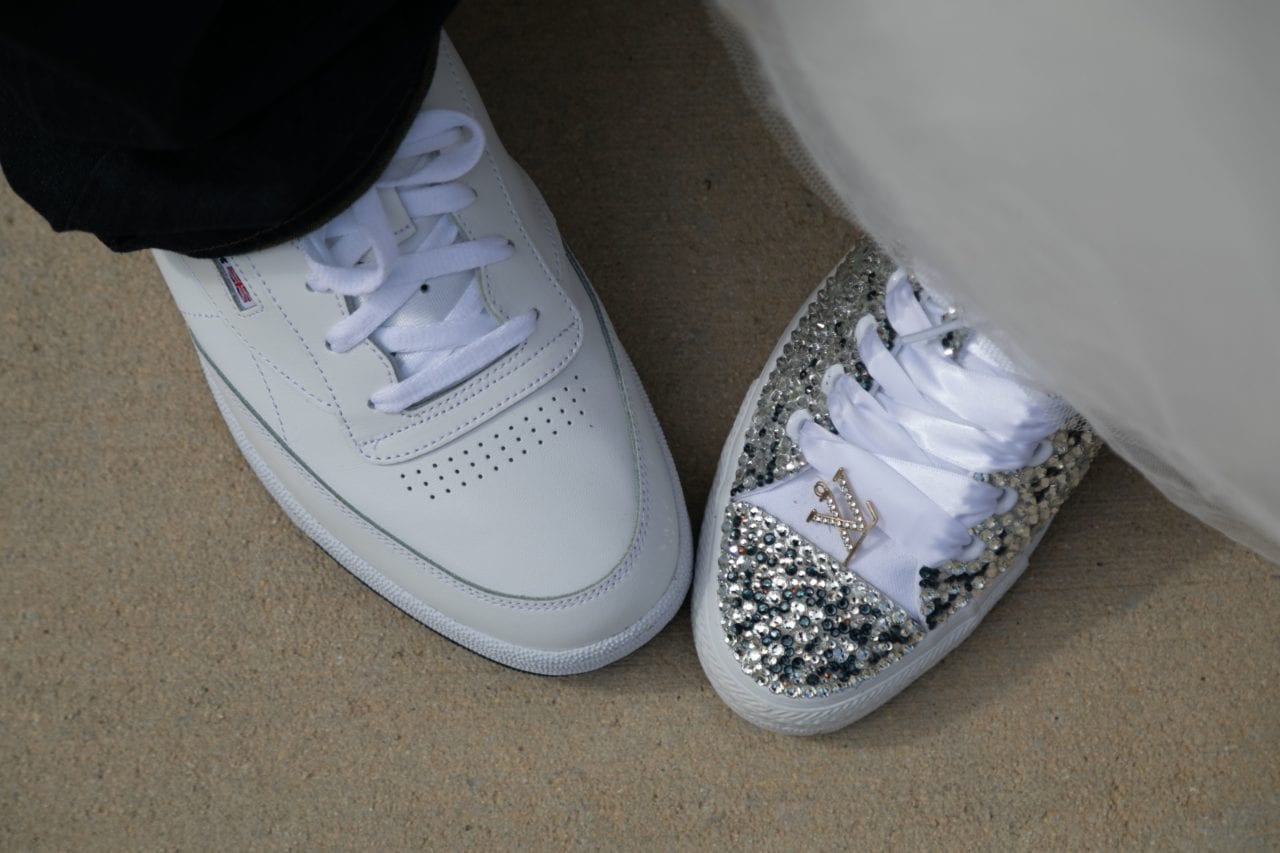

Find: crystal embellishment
<box><xmin>717</xmin><ymin>245</ymin><xmax>1102</xmax><ymax>698</ymax></box>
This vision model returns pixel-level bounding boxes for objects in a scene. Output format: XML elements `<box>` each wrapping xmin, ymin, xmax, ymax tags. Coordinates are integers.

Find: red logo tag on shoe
<box><xmin>215</xmin><ymin>257</ymin><xmax>257</xmax><ymax>311</ymax></box>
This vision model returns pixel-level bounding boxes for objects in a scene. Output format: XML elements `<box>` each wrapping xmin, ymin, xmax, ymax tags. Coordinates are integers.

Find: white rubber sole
<box><xmin>691</xmin><ymin>268</ymin><xmax>1053</xmax><ymax>735</ymax></box>
<box><xmin>200</xmin><ymin>353</ymin><xmax>693</xmax><ymax>677</ymax></box>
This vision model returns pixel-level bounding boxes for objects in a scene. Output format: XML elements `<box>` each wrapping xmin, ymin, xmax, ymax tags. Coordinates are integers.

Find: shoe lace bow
<box><xmin>790</xmin><ymin>270</ymin><xmax>1065</xmax><ymax>568</ymax></box>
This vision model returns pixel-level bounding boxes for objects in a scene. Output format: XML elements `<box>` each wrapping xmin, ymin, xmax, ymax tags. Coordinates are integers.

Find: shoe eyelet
<box><xmin>366</xmin><ymin>399</ymin><xmax>377</xmax><ymax>410</ymax></box>
<box><xmin>323</xmin><ymin>340</ymin><xmax>335</xmax><ymax>352</ymax></box>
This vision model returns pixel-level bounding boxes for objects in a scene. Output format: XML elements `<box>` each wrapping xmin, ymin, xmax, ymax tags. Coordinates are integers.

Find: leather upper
<box><xmin>155</xmin><ymin>36</ymin><xmax>667</xmax><ymax>604</ymax></box>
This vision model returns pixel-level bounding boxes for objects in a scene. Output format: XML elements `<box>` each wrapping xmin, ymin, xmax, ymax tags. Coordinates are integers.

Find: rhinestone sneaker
<box><xmin>153</xmin><ymin>34</ymin><xmax>691</xmax><ymax>674</ymax></box>
<box><xmin>691</xmin><ymin>245</ymin><xmax>1100</xmax><ymax>733</ymax></box>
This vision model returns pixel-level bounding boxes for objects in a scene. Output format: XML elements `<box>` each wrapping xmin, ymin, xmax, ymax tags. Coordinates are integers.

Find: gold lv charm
<box><xmin>806</xmin><ymin>468</ymin><xmax>879</xmax><ymax>566</ymax></box>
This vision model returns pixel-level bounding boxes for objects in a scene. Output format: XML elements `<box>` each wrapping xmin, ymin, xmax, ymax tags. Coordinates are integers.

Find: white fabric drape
<box><xmin>714</xmin><ymin>0</ymin><xmax>1280</xmax><ymax>561</ymax></box>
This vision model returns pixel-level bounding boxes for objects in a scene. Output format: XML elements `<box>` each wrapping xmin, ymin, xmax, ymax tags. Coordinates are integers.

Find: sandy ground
<box><xmin>2</xmin><ymin>1</ymin><xmax>1277</xmax><ymax>848</ymax></box>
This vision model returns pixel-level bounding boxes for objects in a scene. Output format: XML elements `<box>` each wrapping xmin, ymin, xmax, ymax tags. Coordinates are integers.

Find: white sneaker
<box><xmin>153</xmin><ymin>34</ymin><xmax>691</xmax><ymax>675</ymax></box>
<box><xmin>692</xmin><ymin>246</ymin><xmax>1099</xmax><ymax>733</ymax></box>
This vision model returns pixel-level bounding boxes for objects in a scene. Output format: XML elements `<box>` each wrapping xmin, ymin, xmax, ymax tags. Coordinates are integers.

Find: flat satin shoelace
<box><xmin>301</xmin><ymin>109</ymin><xmax>536</xmax><ymax>413</ymax></box>
<box><xmin>789</xmin><ymin>270</ymin><xmax>1065</xmax><ymax>569</ymax></box>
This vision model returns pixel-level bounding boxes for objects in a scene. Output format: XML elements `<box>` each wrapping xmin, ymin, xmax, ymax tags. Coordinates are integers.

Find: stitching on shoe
<box><xmin>252</xmin><ymin>355</ymin><xmax>288</xmax><ymax>444</ymax></box>
<box><xmin>232</xmin><ymin>368</ymin><xmax>653</xmax><ymax>611</ymax></box>
<box><xmin>358</xmin><ymin>322</ymin><xmax>580</xmax><ymax>461</ymax></box>
<box><xmin>175</xmin><ymin>253</ymin><xmax>335</xmax><ymax>411</ymax></box>
<box><xmin>237</xmin><ymin>252</ymin><xmax>343</xmax><ymax>413</ymax></box>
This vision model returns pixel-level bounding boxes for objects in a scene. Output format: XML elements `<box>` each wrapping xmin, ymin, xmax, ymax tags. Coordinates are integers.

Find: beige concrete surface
<box><xmin>2</xmin><ymin>1</ymin><xmax>1278</xmax><ymax>848</ymax></box>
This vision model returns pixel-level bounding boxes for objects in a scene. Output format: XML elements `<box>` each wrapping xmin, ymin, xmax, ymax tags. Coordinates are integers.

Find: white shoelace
<box><xmin>789</xmin><ymin>270</ymin><xmax>1065</xmax><ymax>569</ymax></box>
<box><xmin>301</xmin><ymin>109</ymin><xmax>536</xmax><ymax>413</ymax></box>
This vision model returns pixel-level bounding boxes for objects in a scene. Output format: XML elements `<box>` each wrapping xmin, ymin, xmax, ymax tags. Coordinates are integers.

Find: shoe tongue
<box><xmin>354</xmin><ymin>186</ymin><xmax>484</xmax><ymax>378</ymax></box>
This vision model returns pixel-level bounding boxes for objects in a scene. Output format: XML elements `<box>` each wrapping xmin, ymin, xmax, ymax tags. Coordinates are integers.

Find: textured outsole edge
<box><xmin>200</xmin><ymin>354</ymin><xmax>693</xmax><ymax>677</ymax></box>
<box><xmin>690</xmin><ymin>256</ymin><xmax>1053</xmax><ymax>735</ymax></box>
